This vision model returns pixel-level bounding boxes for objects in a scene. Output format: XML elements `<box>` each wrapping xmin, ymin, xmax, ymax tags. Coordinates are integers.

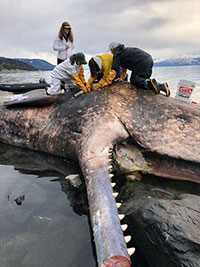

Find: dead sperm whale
<box><xmin>0</xmin><ymin>81</ymin><xmax>200</xmax><ymax>267</ymax></box>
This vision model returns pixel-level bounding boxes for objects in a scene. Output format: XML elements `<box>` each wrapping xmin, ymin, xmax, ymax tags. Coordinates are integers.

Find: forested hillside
<box><xmin>0</xmin><ymin>57</ymin><xmax>38</xmax><ymax>71</ymax></box>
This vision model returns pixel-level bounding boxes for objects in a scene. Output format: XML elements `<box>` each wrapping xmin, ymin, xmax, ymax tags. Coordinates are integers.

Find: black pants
<box><xmin>57</xmin><ymin>59</ymin><xmax>66</xmax><ymax>87</ymax></box>
<box><xmin>57</xmin><ymin>58</ymin><xmax>65</xmax><ymax>65</ymax></box>
<box><xmin>130</xmin><ymin>56</ymin><xmax>153</xmax><ymax>89</ymax></box>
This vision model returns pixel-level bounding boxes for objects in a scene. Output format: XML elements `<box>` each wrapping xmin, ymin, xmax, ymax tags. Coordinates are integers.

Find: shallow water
<box><xmin>0</xmin><ymin>65</ymin><xmax>199</xmax><ymax>266</ymax></box>
<box><xmin>0</xmin><ymin>143</ymin><xmax>96</xmax><ymax>267</ymax></box>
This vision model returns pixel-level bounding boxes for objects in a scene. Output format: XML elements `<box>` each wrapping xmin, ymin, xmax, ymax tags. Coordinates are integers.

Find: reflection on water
<box><xmin>0</xmin><ymin>142</ymin><xmax>96</xmax><ymax>267</ymax></box>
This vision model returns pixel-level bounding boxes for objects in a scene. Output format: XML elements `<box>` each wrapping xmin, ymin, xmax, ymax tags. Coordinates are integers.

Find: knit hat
<box><xmin>62</xmin><ymin>22</ymin><xmax>71</xmax><ymax>29</ymax></box>
<box><xmin>108</xmin><ymin>42</ymin><xmax>121</xmax><ymax>51</ymax></box>
<box><xmin>74</xmin><ymin>52</ymin><xmax>87</xmax><ymax>64</ymax></box>
<box><xmin>93</xmin><ymin>56</ymin><xmax>102</xmax><ymax>69</ymax></box>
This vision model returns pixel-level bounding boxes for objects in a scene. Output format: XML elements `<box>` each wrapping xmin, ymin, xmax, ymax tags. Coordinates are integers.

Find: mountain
<box><xmin>15</xmin><ymin>58</ymin><xmax>55</xmax><ymax>71</ymax></box>
<box><xmin>1</xmin><ymin>55</ymin><xmax>199</xmax><ymax>72</ymax></box>
<box><xmin>154</xmin><ymin>56</ymin><xmax>200</xmax><ymax>67</ymax></box>
<box><xmin>0</xmin><ymin>57</ymin><xmax>38</xmax><ymax>71</ymax></box>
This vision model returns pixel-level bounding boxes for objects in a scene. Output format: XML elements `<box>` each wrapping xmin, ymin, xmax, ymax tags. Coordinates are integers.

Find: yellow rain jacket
<box><xmin>72</xmin><ymin>65</ymin><xmax>87</xmax><ymax>93</ymax></box>
<box><xmin>87</xmin><ymin>53</ymin><xmax>113</xmax><ymax>90</ymax></box>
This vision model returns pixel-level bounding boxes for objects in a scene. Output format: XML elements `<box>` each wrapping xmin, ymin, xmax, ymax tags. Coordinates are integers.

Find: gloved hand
<box><xmin>79</xmin><ymin>66</ymin><xmax>86</xmax><ymax>84</ymax></box>
<box><xmin>86</xmin><ymin>76</ymin><xmax>95</xmax><ymax>91</ymax></box>
<box><xmin>72</xmin><ymin>73</ymin><xmax>88</xmax><ymax>93</ymax></box>
<box><xmin>82</xmin><ymin>86</ymin><xmax>88</xmax><ymax>93</ymax></box>
<box><xmin>93</xmin><ymin>84</ymin><xmax>101</xmax><ymax>90</ymax></box>
<box><xmin>86</xmin><ymin>83</ymin><xmax>91</xmax><ymax>92</ymax></box>
<box><xmin>106</xmin><ymin>69</ymin><xmax>117</xmax><ymax>84</ymax></box>
<box><xmin>114</xmin><ymin>78</ymin><xmax>123</xmax><ymax>82</ymax></box>
<box><xmin>119</xmin><ymin>68</ymin><xmax>127</xmax><ymax>81</ymax></box>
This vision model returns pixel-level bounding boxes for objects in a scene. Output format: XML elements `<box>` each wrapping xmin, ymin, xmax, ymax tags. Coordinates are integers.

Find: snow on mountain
<box><xmin>154</xmin><ymin>55</ymin><xmax>200</xmax><ymax>67</ymax></box>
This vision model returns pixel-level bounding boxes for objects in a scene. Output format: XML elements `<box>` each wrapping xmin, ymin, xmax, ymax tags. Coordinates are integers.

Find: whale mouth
<box><xmin>113</xmin><ymin>140</ymin><xmax>200</xmax><ymax>184</ymax></box>
<box><xmin>79</xmin><ymin>124</ymin><xmax>134</xmax><ymax>267</ymax></box>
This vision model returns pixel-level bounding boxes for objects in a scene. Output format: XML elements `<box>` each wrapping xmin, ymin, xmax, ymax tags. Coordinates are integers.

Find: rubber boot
<box><xmin>148</xmin><ymin>79</ymin><xmax>160</xmax><ymax>94</ymax></box>
<box><xmin>39</xmin><ymin>78</ymin><xmax>49</xmax><ymax>85</ymax></box>
<box><xmin>160</xmin><ymin>83</ymin><xmax>170</xmax><ymax>97</ymax></box>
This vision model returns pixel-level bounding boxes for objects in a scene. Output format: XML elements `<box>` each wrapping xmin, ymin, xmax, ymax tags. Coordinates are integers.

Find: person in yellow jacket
<box><xmin>86</xmin><ymin>53</ymin><xmax>121</xmax><ymax>91</ymax></box>
<box><xmin>47</xmin><ymin>52</ymin><xmax>88</xmax><ymax>95</ymax></box>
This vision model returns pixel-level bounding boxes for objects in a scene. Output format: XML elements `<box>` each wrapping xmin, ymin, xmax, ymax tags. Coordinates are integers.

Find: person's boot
<box><xmin>148</xmin><ymin>79</ymin><xmax>160</xmax><ymax>94</ymax></box>
<box><xmin>160</xmin><ymin>83</ymin><xmax>170</xmax><ymax>97</ymax></box>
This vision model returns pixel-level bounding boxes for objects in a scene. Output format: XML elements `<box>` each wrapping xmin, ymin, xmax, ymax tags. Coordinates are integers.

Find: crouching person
<box><xmin>47</xmin><ymin>52</ymin><xmax>88</xmax><ymax>95</ymax></box>
<box><xmin>107</xmin><ymin>42</ymin><xmax>170</xmax><ymax>97</ymax></box>
<box><xmin>86</xmin><ymin>53</ymin><xmax>121</xmax><ymax>91</ymax></box>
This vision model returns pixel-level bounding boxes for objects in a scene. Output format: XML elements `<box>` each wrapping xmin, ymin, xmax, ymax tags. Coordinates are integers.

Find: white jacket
<box><xmin>52</xmin><ymin>37</ymin><xmax>75</xmax><ymax>60</ymax></box>
<box><xmin>51</xmin><ymin>58</ymin><xmax>81</xmax><ymax>80</ymax></box>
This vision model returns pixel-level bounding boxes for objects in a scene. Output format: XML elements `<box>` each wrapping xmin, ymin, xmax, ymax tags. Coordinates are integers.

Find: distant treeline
<box><xmin>0</xmin><ymin>57</ymin><xmax>55</xmax><ymax>71</ymax></box>
<box><xmin>0</xmin><ymin>57</ymin><xmax>37</xmax><ymax>71</ymax></box>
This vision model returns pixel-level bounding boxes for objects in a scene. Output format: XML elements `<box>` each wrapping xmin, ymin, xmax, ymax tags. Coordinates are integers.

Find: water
<box><xmin>0</xmin><ymin>143</ymin><xmax>96</xmax><ymax>267</ymax></box>
<box><xmin>0</xmin><ymin>65</ymin><xmax>199</xmax><ymax>267</ymax></box>
<box><xmin>0</xmin><ymin>65</ymin><xmax>199</xmax><ymax>101</ymax></box>
<box><xmin>152</xmin><ymin>65</ymin><xmax>200</xmax><ymax>101</ymax></box>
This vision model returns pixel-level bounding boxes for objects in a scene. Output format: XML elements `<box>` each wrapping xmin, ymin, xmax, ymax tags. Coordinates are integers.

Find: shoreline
<box><xmin>0</xmin><ymin>69</ymin><xmax>39</xmax><ymax>73</ymax></box>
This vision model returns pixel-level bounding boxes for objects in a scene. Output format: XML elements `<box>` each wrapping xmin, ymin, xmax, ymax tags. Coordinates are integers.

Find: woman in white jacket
<box><xmin>47</xmin><ymin>53</ymin><xmax>88</xmax><ymax>96</ymax></box>
<box><xmin>53</xmin><ymin>22</ymin><xmax>75</xmax><ymax>65</ymax></box>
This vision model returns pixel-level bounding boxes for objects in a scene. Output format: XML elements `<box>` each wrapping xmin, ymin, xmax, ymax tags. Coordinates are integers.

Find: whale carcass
<box><xmin>0</xmin><ymin>81</ymin><xmax>199</xmax><ymax>267</ymax></box>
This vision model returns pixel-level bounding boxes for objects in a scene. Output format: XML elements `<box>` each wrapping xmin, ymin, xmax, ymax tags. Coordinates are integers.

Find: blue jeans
<box><xmin>97</xmin><ymin>68</ymin><xmax>121</xmax><ymax>81</ymax></box>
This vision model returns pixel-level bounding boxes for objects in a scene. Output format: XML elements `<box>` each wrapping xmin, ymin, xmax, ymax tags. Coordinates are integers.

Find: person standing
<box><xmin>53</xmin><ymin>22</ymin><xmax>75</xmax><ymax>65</ymax></box>
<box><xmin>106</xmin><ymin>42</ymin><xmax>170</xmax><ymax>97</ymax></box>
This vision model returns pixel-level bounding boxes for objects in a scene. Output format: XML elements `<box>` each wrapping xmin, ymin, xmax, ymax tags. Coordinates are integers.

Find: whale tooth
<box><xmin>121</xmin><ymin>224</ymin><xmax>128</xmax><ymax>231</ymax></box>
<box><xmin>111</xmin><ymin>183</ymin><xmax>116</xmax><ymax>187</ymax></box>
<box><xmin>127</xmin><ymin>247</ymin><xmax>135</xmax><ymax>256</ymax></box>
<box><xmin>112</xmin><ymin>192</ymin><xmax>119</xmax><ymax>198</ymax></box>
<box><xmin>109</xmin><ymin>174</ymin><xmax>114</xmax><ymax>178</ymax></box>
<box><xmin>118</xmin><ymin>214</ymin><xmax>125</xmax><ymax>220</ymax></box>
<box><xmin>108</xmin><ymin>159</ymin><xmax>112</xmax><ymax>162</ymax></box>
<box><xmin>108</xmin><ymin>165</ymin><xmax>112</xmax><ymax>170</ymax></box>
<box><xmin>116</xmin><ymin>203</ymin><xmax>121</xmax><ymax>208</ymax></box>
<box><xmin>125</xmin><ymin>235</ymin><xmax>131</xmax><ymax>243</ymax></box>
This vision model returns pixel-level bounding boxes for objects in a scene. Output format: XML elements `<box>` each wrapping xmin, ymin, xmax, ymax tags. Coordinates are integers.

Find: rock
<box><xmin>119</xmin><ymin>177</ymin><xmax>200</xmax><ymax>267</ymax></box>
<box><xmin>129</xmin><ymin>194</ymin><xmax>200</xmax><ymax>267</ymax></box>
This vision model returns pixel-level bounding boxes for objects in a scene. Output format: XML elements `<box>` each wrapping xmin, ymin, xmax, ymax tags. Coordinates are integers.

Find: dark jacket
<box><xmin>111</xmin><ymin>44</ymin><xmax>153</xmax><ymax>72</ymax></box>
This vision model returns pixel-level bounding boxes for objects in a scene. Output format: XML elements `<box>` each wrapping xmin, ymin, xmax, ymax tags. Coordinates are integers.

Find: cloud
<box><xmin>0</xmin><ymin>0</ymin><xmax>199</xmax><ymax>64</ymax></box>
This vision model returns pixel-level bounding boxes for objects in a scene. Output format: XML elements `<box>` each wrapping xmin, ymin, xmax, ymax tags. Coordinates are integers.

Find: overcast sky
<box><xmin>0</xmin><ymin>0</ymin><xmax>200</xmax><ymax>64</ymax></box>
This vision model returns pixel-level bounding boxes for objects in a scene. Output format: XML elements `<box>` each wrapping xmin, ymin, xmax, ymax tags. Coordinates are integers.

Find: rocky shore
<box><xmin>118</xmin><ymin>175</ymin><xmax>200</xmax><ymax>267</ymax></box>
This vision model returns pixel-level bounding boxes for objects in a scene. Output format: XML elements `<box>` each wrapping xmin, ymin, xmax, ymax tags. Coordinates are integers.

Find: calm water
<box><xmin>0</xmin><ymin>65</ymin><xmax>199</xmax><ymax>101</ymax></box>
<box><xmin>0</xmin><ymin>65</ymin><xmax>199</xmax><ymax>267</ymax></box>
<box><xmin>0</xmin><ymin>143</ymin><xmax>96</xmax><ymax>267</ymax></box>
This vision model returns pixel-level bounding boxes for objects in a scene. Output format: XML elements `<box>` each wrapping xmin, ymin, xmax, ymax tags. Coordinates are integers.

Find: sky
<box><xmin>0</xmin><ymin>0</ymin><xmax>200</xmax><ymax>65</ymax></box>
